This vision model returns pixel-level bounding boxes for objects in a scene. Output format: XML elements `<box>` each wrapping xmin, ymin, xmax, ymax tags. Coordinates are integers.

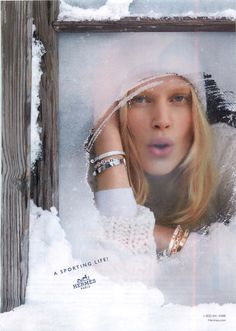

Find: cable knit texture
<box><xmin>99</xmin><ymin>205</ymin><xmax>157</xmax><ymax>256</ymax></box>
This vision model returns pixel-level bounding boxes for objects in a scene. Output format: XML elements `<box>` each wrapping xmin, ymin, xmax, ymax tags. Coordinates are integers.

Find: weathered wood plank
<box><xmin>1</xmin><ymin>1</ymin><xmax>32</xmax><ymax>312</ymax></box>
<box><xmin>31</xmin><ymin>1</ymin><xmax>59</xmax><ymax>210</ymax></box>
<box><xmin>53</xmin><ymin>17</ymin><xmax>236</xmax><ymax>33</ymax></box>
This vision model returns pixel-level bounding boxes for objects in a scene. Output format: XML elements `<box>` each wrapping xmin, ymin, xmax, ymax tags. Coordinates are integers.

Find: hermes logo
<box><xmin>73</xmin><ymin>274</ymin><xmax>96</xmax><ymax>290</ymax></box>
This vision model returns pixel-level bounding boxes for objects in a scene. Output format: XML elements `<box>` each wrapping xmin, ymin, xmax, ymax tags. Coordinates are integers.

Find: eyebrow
<box><xmin>167</xmin><ymin>87</ymin><xmax>191</xmax><ymax>94</ymax></box>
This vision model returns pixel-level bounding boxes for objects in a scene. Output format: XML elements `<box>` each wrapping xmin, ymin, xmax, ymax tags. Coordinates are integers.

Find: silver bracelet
<box><xmin>90</xmin><ymin>150</ymin><xmax>125</xmax><ymax>164</ymax></box>
<box><xmin>156</xmin><ymin>249</ymin><xmax>169</xmax><ymax>259</ymax></box>
<box><xmin>93</xmin><ymin>158</ymin><xmax>126</xmax><ymax>176</ymax></box>
<box><xmin>94</xmin><ymin>157</ymin><xmax>124</xmax><ymax>170</ymax></box>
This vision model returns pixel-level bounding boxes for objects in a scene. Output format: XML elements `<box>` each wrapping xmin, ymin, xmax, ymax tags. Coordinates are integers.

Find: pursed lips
<box><xmin>147</xmin><ymin>137</ymin><xmax>174</xmax><ymax>157</ymax></box>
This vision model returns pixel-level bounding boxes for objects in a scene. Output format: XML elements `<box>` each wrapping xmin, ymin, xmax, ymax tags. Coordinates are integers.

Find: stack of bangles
<box><xmin>160</xmin><ymin>225</ymin><xmax>190</xmax><ymax>258</ymax></box>
<box><xmin>91</xmin><ymin>150</ymin><xmax>126</xmax><ymax>176</ymax></box>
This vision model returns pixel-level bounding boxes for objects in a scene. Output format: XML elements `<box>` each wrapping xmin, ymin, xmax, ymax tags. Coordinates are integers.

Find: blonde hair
<box><xmin>119</xmin><ymin>85</ymin><xmax>216</xmax><ymax>230</ymax></box>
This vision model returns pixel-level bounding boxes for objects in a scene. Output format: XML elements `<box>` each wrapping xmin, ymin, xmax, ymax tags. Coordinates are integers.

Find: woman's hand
<box><xmin>95</xmin><ymin>112</ymin><xmax>121</xmax><ymax>154</ymax></box>
<box><xmin>95</xmin><ymin>111</ymin><xmax>130</xmax><ymax>191</ymax></box>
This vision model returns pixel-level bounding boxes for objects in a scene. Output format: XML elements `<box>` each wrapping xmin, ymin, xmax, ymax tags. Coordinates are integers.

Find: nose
<box><xmin>151</xmin><ymin>101</ymin><xmax>171</xmax><ymax>130</ymax></box>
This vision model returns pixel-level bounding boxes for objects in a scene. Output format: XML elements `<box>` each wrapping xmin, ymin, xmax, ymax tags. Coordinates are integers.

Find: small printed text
<box><xmin>53</xmin><ymin>257</ymin><xmax>109</xmax><ymax>276</ymax></box>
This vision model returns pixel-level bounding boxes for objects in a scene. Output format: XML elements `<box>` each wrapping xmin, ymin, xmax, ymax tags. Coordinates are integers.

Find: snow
<box><xmin>58</xmin><ymin>0</ymin><xmax>236</xmax><ymax>21</ymax></box>
<box><xmin>31</xmin><ymin>25</ymin><xmax>46</xmax><ymax>167</ymax></box>
<box><xmin>0</xmin><ymin>203</ymin><xmax>236</xmax><ymax>331</ymax></box>
<box><xmin>59</xmin><ymin>0</ymin><xmax>133</xmax><ymax>20</ymax></box>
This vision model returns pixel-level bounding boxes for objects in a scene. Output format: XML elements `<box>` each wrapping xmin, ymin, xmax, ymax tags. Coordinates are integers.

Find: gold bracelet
<box><xmin>167</xmin><ymin>225</ymin><xmax>183</xmax><ymax>256</ymax></box>
<box><xmin>177</xmin><ymin>229</ymin><xmax>190</xmax><ymax>252</ymax></box>
<box><xmin>170</xmin><ymin>226</ymin><xmax>185</xmax><ymax>255</ymax></box>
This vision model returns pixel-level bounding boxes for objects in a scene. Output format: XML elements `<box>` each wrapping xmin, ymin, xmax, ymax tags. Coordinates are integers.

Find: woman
<box><xmin>85</xmin><ymin>31</ymin><xmax>236</xmax><ymax>259</ymax></box>
<box><xmin>86</xmin><ymin>69</ymin><xmax>236</xmax><ymax>259</ymax></box>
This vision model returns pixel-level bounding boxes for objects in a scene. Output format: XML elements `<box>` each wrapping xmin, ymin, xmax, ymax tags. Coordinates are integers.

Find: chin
<box><xmin>142</xmin><ymin>159</ymin><xmax>180</xmax><ymax>176</ymax></box>
<box><xmin>143</xmin><ymin>165</ymin><xmax>176</xmax><ymax>176</ymax></box>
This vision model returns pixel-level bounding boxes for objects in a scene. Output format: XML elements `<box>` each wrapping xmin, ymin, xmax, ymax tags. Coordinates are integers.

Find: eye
<box><xmin>129</xmin><ymin>95</ymin><xmax>152</xmax><ymax>105</ymax></box>
<box><xmin>173</xmin><ymin>95</ymin><xmax>185</xmax><ymax>102</ymax></box>
<box><xmin>170</xmin><ymin>94</ymin><xmax>191</xmax><ymax>104</ymax></box>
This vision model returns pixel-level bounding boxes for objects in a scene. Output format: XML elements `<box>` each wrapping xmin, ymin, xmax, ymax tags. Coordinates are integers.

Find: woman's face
<box><xmin>127</xmin><ymin>76</ymin><xmax>194</xmax><ymax>176</ymax></box>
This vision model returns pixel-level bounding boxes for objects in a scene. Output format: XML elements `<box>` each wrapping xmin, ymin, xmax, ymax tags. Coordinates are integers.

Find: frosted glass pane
<box><xmin>61</xmin><ymin>0</ymin><xmax>236</xmax><ymax>12</ymax></box>
<box><xmin>59</xmin><ymin>32</ymin><xmax>236</xmax><ymax>249</ymax></box>
<box><xmin>59</xmin><ymin>0</ymin><xmax>236</xmax><ymax>19</ymax></box>
<box><xmin>129</xmin><ymin>0</ymin><xmax>236</xmax><ymax>15</ymax></box>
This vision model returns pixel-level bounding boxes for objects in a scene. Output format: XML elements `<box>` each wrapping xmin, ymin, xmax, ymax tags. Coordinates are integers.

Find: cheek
<box><xmin>127</xmin><ymin>112</ymin><xmax>144</xmax><ymax>137</ymax></box>
<box><xmin>176</xmin><ymin>109</ymin><xmax>193</xmax><ymax>132</ymax></box>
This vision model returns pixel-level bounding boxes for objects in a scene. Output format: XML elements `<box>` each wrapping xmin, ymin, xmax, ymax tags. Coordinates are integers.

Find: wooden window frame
<box><xmin>1</xmin><ymin>0</ymin><xmax>235</xmax><ymax>313</ymax></box>
<box><xmin>53</xmin><ymin>17</ymin><xmax>236</xmax><ymax>33</ymax></box>
<box><xmin>1</xmin><ymin>0</ymin><xmax>59</xmax><ymax>313</ymax></box>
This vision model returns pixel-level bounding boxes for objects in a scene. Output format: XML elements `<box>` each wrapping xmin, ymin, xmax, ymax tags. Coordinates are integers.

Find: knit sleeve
<box><xmin>95</xmin><ymin>187</ymin><xmax>137</xmax><ymax>218</ymax></box>
<box><xmin>98</xmin><ymin>205</ymin><xmax>157</xmax><ymax>256</ymax></box>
